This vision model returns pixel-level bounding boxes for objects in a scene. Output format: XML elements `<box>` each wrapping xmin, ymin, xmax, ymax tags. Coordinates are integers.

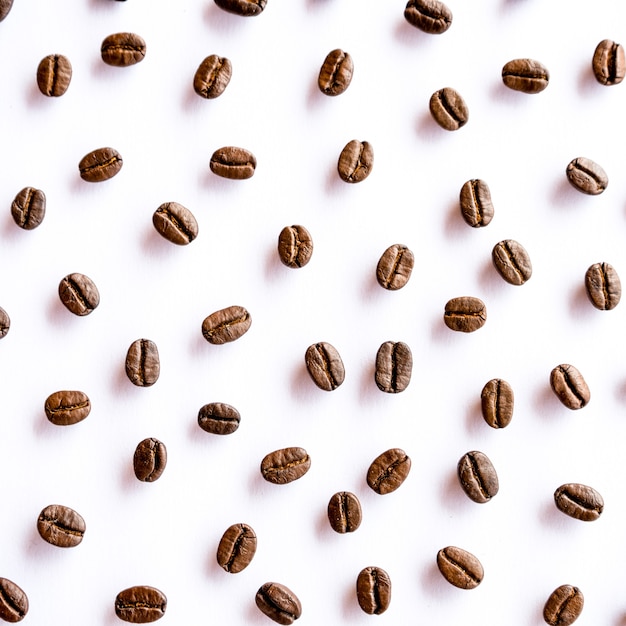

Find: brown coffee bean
<box><xmin>79</xmin><ymin>147</ymin><xmax>123</xmax><ymax>182</ymax></box>
<box><xmin>0</xmin><ymin>578</ymin><xmax>28</xmax><ymax>623</ymax></box>
<box><xmin>404</xmin><ymin>0</ymin><xmax>452</xmax><ymax>34</ymax></box>
<box><xmin>376</xmin><ymin>244</ymin><xmax>414</xmax><ymax>290</ymax></box>
<box><xmin>255</xmin><ymin>582</ymin><xmax>301</xmax><ymax>625</ymax></box>
<box><xmin>152</xmin><ymin>202</ymin><xmax>198</xmax><ymax>245</ymax></box>
<box><xmin>0</xmin><ymin>307</ymin><xmax>9</xmax><ymax>339</ymax></box>
<box><xmin>566</xmin><ymin>157</ymin><xmax>608</xmax><ymax>195</ymax></box>
<box><xmin>356</xmin><ymin>566</ymin><xmax>391</xmax><ymax>615</ymax></box>
<box><xmin>337</xmin><ymin>139</ymin><xmax>373</xmax><ymax>183</ymax></box>
<box><xmin>277</xmin><ymin>225</ymin><xmax>313</xmax><ymax>268</ymax></box>
<box><xmin>502</xmin><ymin>58</ymin><xmax>550</xmax><ymax>93</ymax></box>
<box><xmin>44</xmin><ymin>390</ymin><xmax>91</xmax><ymax>426</ymax></box>
<box><xmin>367</xmin><ymin>448</ymin><xmax>411</xmax><ymax>495</ymax></box>
<box><xmin>550</xmin><ymin>364</ymin><xmax>590</xmax><ymax>410</ymax></box>
<box><xmin>214</xmin><ymin>0</ymin><xmax>267</xmax><ymax>17</ymax></box>
<box><xmin>115</xmin><ymin>586</ymin><xmax>167</xmax><ymax>623</ymax></box>
<box><xmin>437</xmin><ymin>546</ymin><xmax>483</xmax><ymax>589</ymax></box>
<box><xmin>459</xmin><ymin>179</ymin><xmax>494</xmax><ymax>227</ymax></box>
<box><xmin>481</xmin><ymin>378</ymin><xmax>514</xmax><ymax>429</ymax></box>
<box><xmin>592</xmin><ymin>39</ymin><xmax>625</xmax><ymax>86</ymax></box>
<box><xmin>193</xmin><ymin>55</ymin><xmax>232</xmax><ymax>99</ymax></box>
<box><xmin>36</xmin><ymin>54</ymin><xmax>72</xmax><ymax>97</ymax></box>
<box><xmin>101</xmin><ymin>32</ymin><xmax>146</xmax><ymax>67</ymax></box>
<box><xmin>37</xmin><ymin>504</ymin><xmax>85</xmax><ymax>548</ymax></box>
<box><xmin>201</xmin><ymin>305</ymin><xmax>251</xmax><ymax>344</ymax></box>
<box><xmin>375</xmin><ymin>341</ymin><xmax>412</xmax><ymax>393</ymax></box>
<box><xmin>133</xmin><ymin>438</ymin><xmax>167</xmax><ymax>482</ymax></box>
<box><xmin>492</xmin><ymin>239</ymin><xmax>532</xmax><ymax>285</ymax></box>
<box><xmin>0</xmin><ymin>0</ymin><xmax>13</xmax><ymax>21</ymax></box>
<box><xmin>318</xmin><ymin>49</ymin><xmax>353</xmax><ymax>96</ymax></box>
<box><xmin>585</xmin><ymin>262</ymin><xmax>621</xmax><ymax>310</ymax></box>
<box><xmin>261</xmin><ymin>447</ymin><xmax>311</xmax><ymax>485</ymax></box>
<box><xmin>554</xmin><ymin>483</ymin><xmax>603</xmax><ymax>521</ymax></box>
<box><xmin>216</xmin><ymin>523</ymin><xmax>257</xmax><ymax>573</ymax></box>
<box><xmin>11</xmin><ymin>187</ymin><xmax>46</xmax><ymax>230</ymax></box>
<box><xmin>58</xmin><ymin>272</ymin><xmax>100</xmax><ymax>316</ymax></box>
<box><xmin>305</xmin><ymin>342</ymin><xmax>345</xmax><ymax>391</ymax></box>
<box><xmin>210</xmin><ymin>146</ymin><xmax>256</xmax><ymax>180</ymax></box>
<box><xmin>457</xmin><ymin>451</ymin><xmax>499</xmax><ymax>503</ymax></box>
<box><xmin>327</xmin><ymin>491</ymin><xmax>362</xmax><ymax>533</ymax></box>
<box><xmin>197</xmin><ymin>402</ymin><xmax>241</xmax><ymax>435</ymax></box>
<box><xmin>443</xmin><ymin>296</ymin><xmax>487</xmax><ymax>332</ymax></box>
<box><xmin>429</xmin><ymin>87</ymin><xmax>468</xmax><ymax>131</ymax></box>
<box><xmin>543</xmin><ymin>585</ymin><xmax>584</xmax><ymax>626</ymax></box>
<box><xmin>125</xmin><ymin>339</ymin><xmax>160</xmax><ymax>387</ymax></box>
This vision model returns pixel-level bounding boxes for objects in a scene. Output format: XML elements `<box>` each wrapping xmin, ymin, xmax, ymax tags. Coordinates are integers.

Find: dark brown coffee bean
<box><xmin>0</xmin><ymin>307</ymin><xmax>8</xmax><ymax>339</ymax></box>
<box><xmin>550</xmin><ymin>364</ymin><xmax>590</xmax><ymax>410</ymax></box>
<box><xmin>101</xmin><ymin>32</ymin><xmax>146</xmax><ymax>67</ymax></box>
<box><xmin>210</xmin><ymin>146</ymin><xmax>256</xmax><ymax>180</ymax></box>
<box><xmin>404</xmin><ymin>0</ymin><xmax>452</xmax><ymax>34</ymax></box>
<box><xmin>214</xmin><ymin>0</ymin><xmax>267</xmax><ymax>16</ymax></box>
<box><xmin>305</xmin><ymin>342</ymin><xmax>345</xmax><ymax>391</ymax></box>
<box><xmin>198</xmin><ymin>402</ymin><xmax>241</xmax><ymax>435</ymax></box>
<box><xmin>592</xmin><ymin>39</ymin><xmax>625</xmax><ymax>86</ymax></box>
<box><xmin>36</xmin><ymin>54</ymin><xmax>72</xmax><ymax>97</ymax></box>
<box><xmin>0</xmin><ymin>578</ymin><xmax>28</xmax><ymax>623</ymax></box>
<box><xmin>278</xmin><ymin>225</ymin><xmax>313</xmax><ymax>268</ymax></box>
<box><xmin>375</xmin><ymin>341</ymin><xmax>412</xmax><ymax>393</ymax></box>
<box><xmin>457</xmin><ymin>451</ymin><xmax>499</xmax><ymax>503</ymax></box>
<box><xmin>201</xmin><ymin>305</ymin><xmax>251</xmax><ymax>344</ymax></box>
<box><xmin>58</xmin><ymin>272</ymin><xmax>100</xmax><ymax>316</ymax></box>
<box><xmin>133</xmin><ymin>438</ymin><xmax>167</xmax><ymax>482</ymax></box>
<box><xmin>11</xmin><ymin>187</ymin><xmax>46</xmax><ymax>230</ymax></box>
<box><xmin>443</xmin><ymin>296</ymin><xmax>487</xmax><ymax>332</ymax></box>
<box><xmin>44</xmin><ymin>390</ymin><xmax>91</xmax><ymax>426</ymax></box>
<box><xmin>437</xmin><ymin>546</ymin><xmax>483</xmax><ymax>589</ymax></box>
<box><xmin>216</xmin><ymin>523</ymin><xmax>257</xmax><ymax>573</ymax></box>
<box><xmin>37</xmin><ymin>504</ymin><xmax>85</xmax><ymax>548</ymax></box>
<box><xmin>367</xmin><ymin>448</ymin><xmax>411</xmax><ymax>495</ymax></box>
<box><xmin>0</xmin><ymin>0</ymin><xmax>13</xmax><ymax>21</ymax></box>
<box><xmin>554</xmin><ymin>483</ymin><xmax>603</xmax><ymax>521</ymax></box>
<box><xmin>543</xmin><ymin>584</ymin><xmax>584</xmax><ymax>626</ymax></box>
<box><xmin>152</xmin><ymin>202</ymin><xmax>198</xmax><ymax>245</ymax></box>
<box><xmin>337</xmin><ymin>139</ymin><xmax>373</xmax><ymax>183</ymax></box>
<box><xmin>79</xmin><ymin>147</ymin><xmax>123</xmax><ymax>183</ymax></box>
<box><xmin>261</xmin><ymin>447</ymin><xmax>311</xmax><ymax>485</ymax></box>
<box><xmin>376</xmin><ymin>244</ymin><xmax>414</xmax><ymax>290</ymax></box>
<box><xmin>566</xmin><ymin>157</ymin><xmax>608</xmax><ymax>195</ymax></box>
<box><xmin>115</xmin><ymin>586</ymin><xmax>167</xmax><ymax>623</ymax></box>
<box><xmin>429</xmin><ymin>87</ymin><xmax>468</xmax><ymax>131</ymax></box>
<box><xmin>502</xmin><ymin>58</ymin><xmax>550</xmax><ymax>93</ymax></box>
<box><xmin>492</xmin><ymin>239</ymin><xmax>532</xmax><ymax>285</ymax></box>
<box><xmin>481</xmin><ymin>378</ymin><xmax>514</xmax><ymax>429</ymax></box>
<box><xmin>459</xmin><ymin>179</ymin><xmax>494</xmax><ymax>227</ymax></box>
<box><xmin>193</xmin><ymin>55</ymin><xmax>232</xmax><ymax>99</ymax></box>
<box><xmin>255</xmin><ymin>582</ymin><xmax>301</xmax><ymax>625</ymax></box>
<box><xmin>356</xmin><ymin>566</ymin><xmax>391</xmax><ymax>615</ymax></box>
<box><xmin>125</xmin><ymin>339</ymin><xmax>160</xmax><ymax>387</ymax></box>
<box><xmin>585</xmin><ymin>262</ymin><xmax>621</xmax><ymax>310</ymax></box>
<box><xmin>327</xmin><ymin>491</ymin><xmax>362</xmax><ymax>533</ymax></box>
<box><xmin>318</xmin><ymin>49</ymin><xmax>353</xmax><ymax>96</ymax></box>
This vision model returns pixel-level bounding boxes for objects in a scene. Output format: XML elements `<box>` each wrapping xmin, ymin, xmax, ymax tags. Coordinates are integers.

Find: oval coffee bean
<box><xmin>125</xmin><ymin>339</ymin><xmax>160</xmax><ymax>387</ymax></box>
<box><xmin>44</xmin><ymin>390</ymin><xmax>91</xmax><ymax>426</ymax></box>
<box><xmin>375</xmin><ymin>341</ymin><xmax>412</xmax><ymax>393</ymax></box>
<box><xmin>592</xmin><ymin>39</ymin><xmax>625</xmax><ymax>86</ymax></box>
<box><xmin>566</xmin><ymin>157</ymin><xmax>608</xmax><ymax>195</ymax></box>
<box><xmin>443</xmin><ymin>296</ymin><xmax>487</xmax><ymax>333</ymax></box>
<box><xmin>367</xmin><ymin>448</ymin><xmax>411</xmax><ymax>495</ymax></box>
<box><xmin>0</xmin><ymin>307</ymin><xmax>9</xmax><ymax>339</ymax></box>
<box><xmin>201</xmin><ymin>305</ymin><xmax>251</xmax><ymax>344</ymax></box>
<box><xmin>327</xmin><ymin>491</ymin><xmax>362</xmax><ymax>533</ymax></box>
<box><xmin>436</xmin><ymin>546</ymin><xmax>483</xmax><ymax>589</ymax></box>
<box><xmin>429</xmin><ymin>87</ymin><xmax>468</xmax><ymax>131</ymax></box>
<box><xmin>337</xmin><ymin>139</ymin><xmax>373</xmax><ymax>183</ymax></box>
<box><xmin>152</xmin><ymin>202</ymin><xmax>198</xmax><ymax>245</ymax></box>
<box><xmin>37</xmin><ymin>504</ymin><xmax>85</xmax><ymax>548</ymax></box>
<box><xmin>79</xmin><ymin>147</ymin><xmax>123</xmax><ymax>182</ymax></box>
<box><xmin>459</xmin><ymin>179</ymin><xmax>494</xmax><ymax>227</ymax></box>
<box><xmin>255</xmin><ymin>582</ymin><xmax>301</xmax><ymax>625</ymax></box>
<box><xmin>210</xmin><ymin>146</ymin><xmax>256</xmax><ymax>180</ymax></box>
<box><xmin>318</xmin><ymin>49</ymin><xmax>353</xmax><ymax>96</ymax></box>
<box><xmin>133</xmin><ymin>438</ymin><xmax>167</xmax><ymax>482</ymax></box>
<box><xmin>0</xmin><ymin>0</ymin><xmax>13</xmax><ymax>21</ymax></box>
<box><xmin>304</xmin><ymin>341</ymin><xmax>345</xmax><ymax>391</ymax></box>
<box><xmin>101</xmin><ymin>32</ymin><xmax>146</xmax><ymax>67</ymax></box>
<box><xmin>492</xmin><ymin>239</ymin><xmax>532</xmax><ymax>285</ymax></box>
<box><xmin>356</xmin><ymin>566</ymin><xmax>391</xmax><ymax>615</ymax></box>
<box><xmin>197</xmin><ymin>402</ymin><xmax>241</xmax><ymax>435</ymax></box>
<box><xmin>376</xmin><ymin>244</ymin><xmax>414</xmax><ymax>290</ymax></box>
<box><xmin>277</xmin><ymin>225</ymin><xmax>313</xmax><ymax>268</ymax></box>
<box><xmin>216</xmin><ymin>522</ymin><xmax>257</xmax><ymax>573</ymax></box>
<box><xmin>11</xmin><ymin>187</ymin><xmax>46</xmax><ymax>230</ymax></box>
<box><xmin>0</xmin><ymin>578</ymin><xmax>28</xmax><ymax>623</ymax></box>
<box><xmin>58</xmin><ymin>272</ymin><xmax>100</xmax><ymax>316</ymax></box>
<box><xmin>404</xmin><ymin>0</ymin><xmax>452</xmax><ymax>34</ymax></box>
<box><xmin>543</xmin><ymin>584</ymin><xmax>584</xmax><ymax>626</ymax></box>
<box><xmin>457</xmin><ymin>451</ymin><xmax>499</xmax><ymax>503</ymax></box>
<box><xmin>554</xmin><ymin>483</ymin><xmax>604</xmax><ymax>521</ymax></box>
<box><xmin>115</xmin><ymin>586</ymin><xmax>167</xmax><ymax>623</ymax></box>
<box><xmin>193</xmin><ymin>55</ymin><xmax>232</xmax><ymax>99</ymax></box>
<box><xmin>481</xmin><ymin>378</ymin><xmax>514</xmax><ymax>429</ymax></box>
<box><xmin>502</xmin><ymin>58</ymin><xmax>550</xmax><ymax>93</ymax></box>
<box><xmin>214</xmin><ymin>0</ymin><xmax>267</xmax><ymax>17</ymax></box>
<box><xmin>36</xmin><ymin>54</ymin><xmax>72</xmax><ymax>97</ymax></box>
<box><xmin>550</xmin><ymin>364</ymin><xmax>590</xmax><ymax>410</ymax></box>
<box><xmin>261</xmin><ymin>447</ymin><xmax>311</xmax><ymax>485</ymax></box>
<box><xmin>585</xmin><ymin>262</ymin><xmax>621</xmax><ymax>310</ymax></box>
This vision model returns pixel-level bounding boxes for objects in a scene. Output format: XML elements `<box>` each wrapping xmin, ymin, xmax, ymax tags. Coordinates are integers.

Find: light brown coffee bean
<box><xmin>566</xmin><ymin>157</ymin><xmax>608</xmax><ymax>195</ymax></box>
<box><xmin>502</xmin><ymin>58</ymin><xmax>550</xmax><ymax>93</ymax></box>
<box><xmin>133</xmin><ymin>438</ymin><xmax>167</xmax><ymax>482</ymax></box>
<box><xmin>305</xmin><ymin>342</ymin><xmax>345</xmax><ymax>391</ymax></box>
<box><xmin>554</xmin><ymin>483</ymin><xmax>603</xmax><ymax>521</ymax></box>
<box><xmin>375</xmin><ymin>341</ymin><xmax>412</xmax><ymax>393</ymax></box>
<box><xmin>550</xmin><ymin>364</ymin><xmax>590</xmax><ymax>410</ymax></box>
<box><xmin>436</xmin><ymin>546</ymin><xmax>483</xmax><ymax>589</ymax></box>
<box><xmin>101</xmin><ymin>33</ymin><xmax>146</xmax><ymax>67</ymax></box>
<box><xmin>79</xmin><ymin>147</ymin><xmax>123</xmax><ymax>182</ymax></box>
<box><xmin>376</xmin><ymin>244</ymin><xmax>414</xmax><ymax>290</ymax></box>
<box><xmin>356</xmin><ymin>566</ymin><xmax>391</xmax><ymax>615</ymax></box>
<box><xmin>115</xmin><ymin>586</ymin><xmax>167</xmax><ymax>623</ymax></box>
<box><xmin>193</xmin><ymin>55</ymin><xmax>232</xmax><ymax>99</ymax></box>
<box><xmin>0</xmin><ymin>307</ymin><xmax>9</xmax><ymax>339</ymax></box>
<box><xmin>210</xmin><ymin>146</ymin><xmax>256</xmax><ymax>179</ymax></box>
<box><xmin>492</xmin><ymin>239</ymin><xmax>532</xmax><ymax>285</ymax></box>
<box><xmin>36</xmin><ymin>54</ymin><xmax>72</xmax><ymax>97</ymax></box>
<box><xmin>278</xmin><ymin>225</ymin><xmax>313</xmax><ymax>268</ymax></box>
<box><xmin>0</xmin><ymin>0</ymin><xmax>13</xmax><ymax>21</ymax></box>
<box><xmin>367</xmin><ymin>448</ymin><xmax>411</xmax><ymax>495</ymax></box>
<box><xmin>481</xmin><ymin>378</ymin><xmax>514</xmax><ymax>429</ymax></box>
<box><xmin>327</xmin><ymin>491</ymin><xmax>362</xmax><ymax>533</ymax></box>
<box><xmin>58</xmin><ymin>272</ymin><xmax>100</xmax><ymax>315</ymax></box>
<box><xmin>201</xmin><ymin>305</ymin><xmax>251</xmax><ymax>344</ymax></box>
<box><xmin>125</xmin><ymin>339</ymin><xmax>160</xmax><ymax>387</ymax></box>
<box><xmin>261</xmin><ymin>447</ymin><xmax>311</xmax><ymax>485</ymax></box>
<box><xmin>443</xmin><ymin>296</ymin><xmax>487</xmax><ymax>332</ymax></box>
<box><xmin>0</xmin><ymin>578</ymin><xmax>28</xmax><ymax>623</ymax></box>
<box><xmin>198</xmin><ymin>402</ymin><xmax>241</xmax><ymax>435</ymax></box>
<box><xmin>592</xmin><ymin>39</ymin><xmax>625</xmax><ymax>86</ymax></box>
<box><xmin>11</xmin><ymin>187</ymin><xmax>46</xmax><ymax>230</ymax></box>
<box><xmin>37</xmin><ymin>504</ymin><xmax>85</xmax><ymax>548</ymax></box>
<box><xmin>255</xmin><ymin>582</ymin><xmax>301</xmax><ymax>625</ymax></box>
<box><xmin>44</xmin><ymin>390</ymin><xmax>91</xmax><ymax>426</ymax></box>
<box><xmin>585</xmin><ymin>262</ymin><xmax>621</xmax><ymax>310</ymax></box>
<box><xmin>404</xmin><ymin>0</ymin><xmax>452</xmax><ymax>34</ymax></box>
<box><xmin>152</xmin><ymin>202</ymin><xmax>198</xmax><ymax>245</ymax></box>
<box><xmin>459</xmin><ymin>179</ymin><xmax>494</xmax><ymax>227</ymax></box>
<box><xmin>457</xmin><ymin>451</ymin><xmax>499</xmax><ymax>503</ymax></box>
<box><xmin>318</xmin><ymin>49</ymin><xmax>353</xmax><ymax>96</ymax></box>
<box><xmin>429</xmin><ymin>87</ymin><xmax>468</xmax><ymax>130</ymax></box>
<box><xmin>216</xmin><ymin>523</ymin><xmax>257</xmax><ymax>573</ymax></box>
<box><xmin>337</xmin><ymin>140</ymin><xmax>373</xmax><ymax>183</ymax></box>
<box><xmin>543</xmin><ymin>585</ymin><xmax>584</xmax><ymax>626</ymax></box>
<box><xmin>214</xmin><ymin>0</ymin><xmax>267</xmax><ymax>16</ymax></box>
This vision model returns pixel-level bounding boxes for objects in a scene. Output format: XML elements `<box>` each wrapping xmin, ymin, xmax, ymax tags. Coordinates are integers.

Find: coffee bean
<box><xmin>0</xmin><ymin>0</ymin><xmax>13</xmax><ymax>21</ymax></box>
<box><xmin>592</xmin><ymin>39</ymin><xmax>625</xmax><ymax>86</ymax></box>
<box><xmin>337</xmin><ymin>139</ymin><xmax>373</xmax><ymax>183</ymax></box>
<box><xmin>278</xmin><ymin>225</ymin><xmax>313</xmax><ymax>268</ymax></box>
<box><xmin>214</xmin><ymin>0</ymin><xmax>267</xmax><ymax>16</ymax></box>
<box><xmin>404</xmin><ymin>0</ymin><xmax>452</xmax><ymax>34</ymax></box>
<box><xmin>255</xmin><ymin>582</ymin><xmax>301</xmax><ymax>625</ymax></box>
<box><xmin>585</xmin><ymin>262</ymin><xmax>621</xmax><ymax>310</ymax></box>
<box><xmin>429</xmin><ymin>87</ymin><xmax>468</xmax><ymax>131</ymax></box>
<box><xmin>261</xmin><ymin>447</ymin><xmax>311</xmax><ymax>484</ymax></box>
<box><xmin>133</xmin><ymin>438</ymin><xmax>167</xmax><ymax>482</ymax></box>
<box><xmin>305</xmin><ymin>342</ymin><xmax>345</xmax><ymax>391</ymax></box>
<box><xmin>152</xmin><ymin>202</ymin><xmax>198</xmax><ymax>245</ymax></box>
<box><xmin>210</xmin><ymin>146</ymin><xmax>256</xmax><ymax>180</ymax></box>
<box><xmin>125</xmin><ymin>339</ymin><xmax>160</xmax><ymax>387</ymax></box>
<box><xmin>216</xmin><ymin>522</ymin><xmax>257</xmax><ymax>573</ymax></box>
<box><xmin>0</xmin><ymin>578</ymin><xmax>28</xmax><ymax>623</ymax></box>
<box><xmin>375</xmin><ymin>341</ymin><xmax>412</xmax><ymax>393</ymax></box>
<box><xmin>554</xmin><ymin>483</ymin><xmax>603</xmax><ymax>521</ymax></box>
<box><xmin>198</xmin><ymin>402</ymin><xmax>241</xmax><ymax>435</ymax></box>
<box><xmin>481</xmin><ymin>378</ymin><xmax>514</xmax><ymax>429</ymax></box>
<box><xmin>193</xmin><ymin>55</ymin><xmax>232</xmax><ymax>99</ymax></box>
<box><xmin>115</xmin><ymin>586</ymin><xmax>167</xmax><ymax>623</ymax></box>
<box><xmin>436</xmin><ymin>546</ymin><xmax>483</xmax><ymax>589</ymax></box>
<box><xmin>502</xmin><ymin>58</ymin><xmax>550</xmax><ymax>93</ymax></box>
<box><xmin>37</xmin><ymin>504</ymin><xmax>85</xmax><ymax>548</ymax></box>
<box><xmin>376</xmin><ymin>244</ymin><xmax>414</xmax><ymax>290</ymax></box>
<box><xmin>443</xmin><ymin>296</ymin><xmax>487</xmax><ymax>333</ymax></box>
<box><xmin>201</xmin><ymin>305</ymin><xmax>251</xmax><ymax>344</ymax></box>
<box><xmin>492</xmin><ymin>239</ymin><xmax>532</xmax><ymax>285</ymax></box>
<box><xmin>459</xmin><ymin>179</ymin><xmax>494</xmax><ymax>227</ymax></box>
<box><xmin>327</xmin><ymin>491</ymin><xmax>362</xmax><ymax>533</ymax></box>
<box><xmin>457</xmin><ymin>451</ymin><xmax>499</xmax><ymax>503</ymax></box>
<box><xmin>101</xmin><ymin>32</ymin><xmax>146</xmax><ymax>67</ymax></box>
<box><xmin>543</xmin><ymin>585</ymin><xmax>584</xmax><ymax>626</ymax></box>
<box><xmin>550</xmin><ymin>364</ymin><xmax>590</xmax><ymax>410</ymax></box>
<box><xmin>36</xmin><ymin>54</ymin><xmax>72</xmax><ymax>97</ymax></box>
<box><xmin>367</xmin><ymin>448</ymin><xmax>411</xmax><ymax>495</ymax></box>
<box><xmin>0</xmin><ymin>307</ymin><xmax>8</xmax><ymax>339</ymax></box>
<box><xmin>318</xmin><ymin>49</ymin><xmax>353</xmax><ymax>96</ymax></box>
<box><xmin>58</xmin><ymin>272</ymin><xmax>100</xmax><ymax>316</ymax></box>
<box><xmin>79</xmin><ymin>147</ymin><xmax>123</xmax><ymax>182</ymax></box>
<box><xmin>356</xmin><ymin>566</ymin><xmax>391</xmax><ymax>615</ymax></box>
<box><xmin>11</xmin><ymin>187</ymin><xmax>46</xmax><ymax>230</ymax></box>
<box><xmin>44</xmin><ymin>390</ymin><xmax>91</xmax><ymax>426</ymax></box>
<box><xmin>566</xmin><ymin>157</ymin><xmax>608</xmax><ymax>195</ymax></box>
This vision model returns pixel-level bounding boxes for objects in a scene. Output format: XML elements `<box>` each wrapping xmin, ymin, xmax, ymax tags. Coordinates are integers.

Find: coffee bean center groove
<box><xmin>557</xmin><ymin>367</ymin><xmax>588</xmax><ymax>406</ymax></box>
<box><xmin>0</xmin><ymin>586</ymin><xmax>25</xmax><ymax>619</ymax></box>
<box><xmin>467</xmin><ymin>453</ymin><xmax>490</xmax><ymax>499</ymax></box>
<box><xmin>440</xmin><ymin>552</ymin><xmax>481</xmax><ymax>584</ymax></box>
<box><xmin>39</xmin><ymin>515</ymin><xmax>83</xmax><ymax>536</ymax></box>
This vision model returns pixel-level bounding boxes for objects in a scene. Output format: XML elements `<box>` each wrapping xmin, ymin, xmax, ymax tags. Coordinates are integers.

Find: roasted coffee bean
<box><xmin>492</xmin><ymin>239</ymin><xmax>532</xmax><ymax>285</ymax></box>
<box><xmin>133</xmin><ymin>438</ymin><xmax>167</xmax><ymax>482</ymax></box>
<box><xmin>376</xmin><ymin>244</ymin><xmax>414</xmax><ymax>290</ymax></box>
<box><xmin>404</xmin><ymin>0</ymin><xmax>452</xmax><ymax>34</ymax></box>
<box><xmin>36</xmin><ymin>54</ymin><xmax>72</xmax><ymax>97</ymax></box>
<box><xmin>115</xmin><ymin>586</ymin><xmax>167</xmax><ymax>623</ymax></box>
<box><xmin>125</xmin><ymin>339</ymin><xmax>160</xmax><ymax>387</ymax></box>
<box><xmin>261</xmin><ymin>447</ymin><xmax>311</xmax><ymax>484</ymax></box>
<box><xmin>443</xmin><ymin>296</ymin><xmax>487</xmax><ymax>332</ymax></box>
<box><xmin>327</xmin><ymin>491</ymin><xmax>362</xmax><ymax>533</ymax></box>
<box><xmin>566</xmin><ymin>157</ymin><xmax>608</xmax><ymax>195</ymax></box>
<box><xmin>554</xmin><ymin>483</ymin><xmax>603</xmax><ymax>521</ymax></box>
<box><xmin>502</xmin><ymin>58</ymin><xmax>550</xmax><ymax>93</ymax></box>
<box><xmin>198</xmin><ymin>402</ymin><xmax>241</xmax><ymax>435</ymax></box>
<box><xmin>193</xmin><ymin>55</ymin><xmax>232</xmax><ymax>99</ymax></box>
<box><xmin>543</xmin><ymin>585</ymin><xmax>584</xmax><ymax>626</ymax></box>
<box><xmin>375</xmin><ymin>341</ymin><xmax>412</xmax><ymax>393</ymax></box>
<box><xmin>367</xmin><ymin>448</ymin><xmax>411</xmax><ymax>495</ymax></box>
<box><xmin>0</xmin><ymin>578</ymin><xmax>28</xmax><ymax>623</ymax></box>
<box><xmin>356</xmin><ymin>566</ymin><xmax>391</xmax><ymax>615</ymax></box>
<box><xmin>0</xmin><ymin>0</ymin><xmax>13</xmax><ymax>21</ymax></box>
<box><xmin>481</xmin><ymin>378</ymin><xmax>514</xmax><ymax>429</ymax></box>
<box><xmin>457</xmin><ymin>451</ymin><xmax>499</xmax><ymax>503</ymax></box>
<box><xmin>37</xmin><ymin>504</ymin><xmax>85</xmax><ymax>548</ymax></box>
<box><xmin>429</xmin><ymin>87</ymin><xmax>468</xmax><ymax>130</ymax></box>
<box><xmin>152</xmin><ymin>202</ymin><xmax>198</xmax><ymax>245</ymax></box>
<box><xmin>58</xmin><ymin>272</ymin><xmax>100</xmax><ymax>315</ymax></box>
<box><xmin>216</xmin><ymin>523</ymin><xmax>257</xmax><ymax>573</ymax></box>
<box><xmin>437</xmin><ymin>546</ymin><xmax>483</xmax><ymax>589</ymax></box>
<box><xmin>214</xmin><ymin>0</ymin><xmax>267</xmax><ymax>17</ymax></box>
<box><xmin>305</xmin><ymin>342</ymin><xmax>345</xmax><ymax>391</ymax></box>
<box><xmin>550</xmin><ymin>364</ymin><xmax>590</xmax><ymax>410</ymax></box>
<box><xmin>210</xmin><ymin>146</ymin><xmax>256</xmax><ymax>180</ymax></box>
<box><xmin>278</xmin><ymin>225</ymin><xmax>313</xmax><ymax>268</ymax></box>
<box><xmin>459</xmin><ymin>179</ymin><xmax>494</xmax><ymax>227</ymax></box>
<box><xmin>101</xmin><ymin>33</ymin><xmax>146</xmax><ymax>67</ymax></box>
<box><xmin>318</xmin><ymin>49</ymin><xmax>353</xmax><ymax>96</ymax></box>
<box><xmin>11</xmin><ymin>187</ymin><xmax>46</xmax><ymax>230</ymax></box>
<box><xmin>585</xmin><ymin>262</ymin><xmax>621</xmax><ymax>310</ymax></box>
<box><xmin>337</xmin><ymin>139</ymin><xmax>373</xmax><ymax>183</ymax></box>
<box><xmin>44</xmin><ymin>390</ymin><xmax>91</xmax><ymax>426</ymax></box>
<box><xmin>0</xmin><ymin>306</ymin><xmax>9</xmax><ymax>339</ymax></box>
<box><xmin>201</xmin><ymin>305</ymin><xmax>251</xmax><ymax>344</ymax></box>
<box><xmin>79</xmin><ymin>147</ymin><xmax>123</xmax><ymax>182</ymax></box>
<box><xmin>255</xmin><ymin>582</ymin><xmax>301</xmax><ymax>625</ymax></box>
<box><xmin>592</xmin><ymin>39</ymin><xmax>625</xmax><ymax>86</ymax></box>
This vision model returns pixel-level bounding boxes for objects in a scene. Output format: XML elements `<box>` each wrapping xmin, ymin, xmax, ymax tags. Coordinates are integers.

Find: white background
<box><xmin>1</xmin><ymin>0</ymin><xmax>626</xmax><ymax>624</ymax></box>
